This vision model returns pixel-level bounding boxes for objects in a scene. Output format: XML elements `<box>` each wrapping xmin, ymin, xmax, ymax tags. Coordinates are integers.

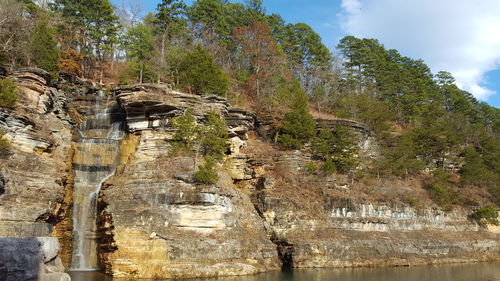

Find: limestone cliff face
<box><xmin>244</xmin><ymin>150</ymin><xmax>500</xmax><ymax>269</ymax></box>
<box><xmin>97</xmin><ymin>84</ymin><xmax>279</xmax><ymax>279</ymax></box>
<box><xmin>0</xmin><ymin>69</ymin><xmax>73</xmax><ymax>280</ymax></box>
<box><xmin>0</xmin><ymin>68</ymin><xmax>73</xmax><ymax>237</ymax></box>
<box><xmin>1</xmin><ymin>71</ymin><xmax>499</xmax><ymax>280</ymax></box>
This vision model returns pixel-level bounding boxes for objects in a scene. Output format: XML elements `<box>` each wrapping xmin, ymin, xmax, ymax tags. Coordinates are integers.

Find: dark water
<box><xmin>69</xmin><ymin>262</ymin><xmax>500</xmax><ymax>281</ymax></box>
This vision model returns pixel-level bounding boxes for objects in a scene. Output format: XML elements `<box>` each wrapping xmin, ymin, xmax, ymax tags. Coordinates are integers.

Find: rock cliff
<box><xmin>0</xmin><ymin>69</ymin><xmax>73</xmax><ymax>280</ymax></box>
<box><xmin>1</xmin><ymin>69</ymin><xmax>499</xmax><ymax>280</ymax></box>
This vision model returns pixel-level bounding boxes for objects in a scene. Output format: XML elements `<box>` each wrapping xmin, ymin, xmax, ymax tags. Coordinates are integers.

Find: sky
<box><xmin>113</xmin><ymin>0</ymin><xmax>500</xmax><ymax>108</ymax></box>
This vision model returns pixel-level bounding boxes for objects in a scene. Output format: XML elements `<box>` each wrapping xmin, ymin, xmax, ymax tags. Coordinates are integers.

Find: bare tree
<box><xmin>116</xmin><ymin>0</ymin><xmax>144</xmax><ymax>29</ymax></box>
<box><xmin>0</xmin><ymin>0</ymin><xmax>30</xmax><ymax>68</ymax></box>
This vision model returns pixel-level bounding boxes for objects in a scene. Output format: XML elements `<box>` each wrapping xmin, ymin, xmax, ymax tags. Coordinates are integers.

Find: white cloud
<box><xmin>339</xmin><ymin>0</ymin><xmax>500</xmax><ymax>100</ymax></box>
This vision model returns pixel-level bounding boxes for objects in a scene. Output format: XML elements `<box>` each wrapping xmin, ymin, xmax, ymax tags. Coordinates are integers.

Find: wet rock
<box><xmin>0</xmin><ymin>237</ymin><xmax>70</xmax><ymax>281</ymax></box>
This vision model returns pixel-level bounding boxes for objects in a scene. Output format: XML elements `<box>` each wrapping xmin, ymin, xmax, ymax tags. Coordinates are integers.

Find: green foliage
<box><xmin>424</xmin><ymin>171</ymin><xmax>461</xmax><ymax>210</ymax></box>
<box><xmin>304</xmin><ymin>162</ymin><xmax>318</xmax><ymax>175</ymax></box>
<box><xmin>170</xmin><ymin>109</ymin><xmax>200</xmax><ymax>154</ymax></box>
<box><xmin>51</xmin><ymin>0</ymin><xmax>120</xmax><ymax>76</ymax></box>
<box><xmin>200</xmin><ymin>111</ymin><xmax>228</xmax><ymax>159</ymax></box>
<box><xmin>122</xmin><ymin>23</ymin><xmax>156</xmax><ymax>83</ymax></box>
<box><xmin>489</xmin><ymin>186</ymin><xmax>500</xmax><ymax>206</ymax></box>
<box><xmin>278</xmin><ymin>81</ymin><xmax>316</xmax><ymax>149</ymax></box>
<box><xmin>0</xmin><ymin>78</ymin><xmax>18</xmax><ymax>108</ymax></box>
<box><xmin>469</xmin><ymin>206</ymin><xmax>499</xmax><ymax>225</ymax></box>
<box><xmin>378</xmin><ymin>133</ymin><xmax>424</xmax><ymax>177</ymax></box>
<box><xmin>460</xmin><ymin>146</ymin><xmax>492</xmax><ymax>186</ymax></box>
<box><xmin>0</xmin><ymin>129</ymin><xmax>11</xmax><ymax>158</ymax></box>
<box><xmin>311</xmin><ymin>125</ymin><xmax>359</xmax><ymax>173</ymax></box>
<box><xmin>29</xmin><ymin>17</ymin><xmax>59</xmax><ymax>74</ymax></box>
<box><xmin>321</xmin><ymin>156</ymin><xmax>336</xmax><ymax>175</ymax></box>
<box><xmin>424</xmin><ymin>183</ymin><xmax>458</xmax><ymax>211</ymax></box>
<box><xmin>154</xmin><ymin>0</ymin><xmax>187</xmax><ymax>39</ymax></box>
<box><xmin>178</xmin><ymin>45</ymin><xmax>228</xmax><ymax>95</ymax></box>
<box><xmin>194</xmin><ymin>156</ymin><xmax>219</xmax><ymax>184</ymax></box>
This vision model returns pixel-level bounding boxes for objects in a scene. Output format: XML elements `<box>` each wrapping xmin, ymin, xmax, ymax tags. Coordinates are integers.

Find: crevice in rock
<box><xmin>272</xmin><ymin>236</ymin><xmax>295</xmax><ymax>271</ymax></box>
<box><xmin>50</xmin><ymin>144</ymin><xmax>76</xmax><ymax>268</ymax></box>
<box><xmin>249</xmin><ymin>182</ymin><xmax>295</xmax><ymax>271</ymax></box>
<box><xmin>96</xmin><ymin>185</ymin><xmax>118</xmax><ymax>276</ymax></box>
<box><xmin>0</xmin><ymin>174</ymin><xmax>5</xmax><ymax>196</ymax></box>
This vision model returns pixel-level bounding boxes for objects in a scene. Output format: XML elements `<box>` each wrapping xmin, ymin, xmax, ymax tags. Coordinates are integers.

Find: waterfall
<box><xmin>70</xmin><ymin>90</ymin><xmax>125</xmax><ymax>271</ymax></box>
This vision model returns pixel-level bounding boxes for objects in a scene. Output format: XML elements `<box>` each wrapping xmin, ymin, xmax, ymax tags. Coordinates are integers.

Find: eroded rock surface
<box><xmin>0</xmin><ymin>68</ymin><xmax>73</xmax><ymax>237</ymax></box>
<box><xmin>0</xmin><ymin>237</ymin><xmax>70</xmax><ymax>281</ymax></box>
<box><xmin>97</xmin><ymin>84</ymin><xmax>279</xmax><ymax>279</ymax></box>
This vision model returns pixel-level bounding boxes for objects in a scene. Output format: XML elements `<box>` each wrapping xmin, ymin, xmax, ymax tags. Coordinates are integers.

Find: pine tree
<box><xmin>122</xmin><ymin>23</ymin><xmax>156</xmax><ymax>83</ymax></box>
<box><xmin>200</xmin><ymin>111</ymin><xmax>228</xmax><ymax>160</ymax></box>
<box><xmin>0</xmin><ymin>78</ymin><xmax>17</xmax><ymax>108</ymax></box>
<box><xmin>154</xmin><ymin>0</ymin><xmax>187</xmax><ymax>82</ymax></box>
<box><xmin>278</xmin><ymin>82</ymin><xmax>316</xmax><ymax>149</ymax></box>
<box><xmin>178</xmin><ymin>45</ymin><xmax>228</xmax><ymax>95</ymax></box>
<box><xmin>311</xmin><ymin>125</ymin><xmax>359</xmax><ymax>173</ymax></box>
<box><xmin>460</xmin><ymin>146</ymin><xmax>491</xmax><ymax>186</ymax></box>
<box><xmin>171</xmin><ymin>109</ymin><xmax>200</xmax><ymax>154</ymax></box>
<box><xmin>29</xmin><ymin>18</ymin><xmax>59</xmax><ymax>74</ymax></box>
<box><xmin>194</xmin><ymin>156</ymin><xmax>219</xmax><ymax>184</ymax></box>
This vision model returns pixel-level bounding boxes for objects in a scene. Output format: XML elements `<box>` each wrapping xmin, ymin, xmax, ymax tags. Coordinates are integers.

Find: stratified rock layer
<box><xmin>0</xmin><ymin>68</ymin><xmax>73</xmax><ymax>237</ymax></box>
<box><xmin>97</xmin><ymin>85</ymin><xmax>279</xmax><ymax>279</ymax></box>
<box><xmin>0</xmin><ymin>237</ymin><xmax>70</xmax><ymax>281</ymax></box>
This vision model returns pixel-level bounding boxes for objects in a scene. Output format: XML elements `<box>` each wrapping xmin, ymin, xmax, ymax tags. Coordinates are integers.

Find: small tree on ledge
<box><xmin>194</xmin><ymin>156</ymin><xmax>219</xmax><ymax>184</ymax></box>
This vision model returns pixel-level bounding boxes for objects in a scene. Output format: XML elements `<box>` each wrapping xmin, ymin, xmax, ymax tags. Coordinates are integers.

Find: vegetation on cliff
<box><xmin>0</xmin><ymin>0</ymin><xmax>498</xmax><ymax>209</ymax></box>
<box><xmin>0</xmin><ymin>78</ymin><xmax>17</xmax><ymax>108</ymax></box>
<box><xmin>0</xmin><ymin>129</ymin><xmax>10</xmax><ymax>158</ymax></box>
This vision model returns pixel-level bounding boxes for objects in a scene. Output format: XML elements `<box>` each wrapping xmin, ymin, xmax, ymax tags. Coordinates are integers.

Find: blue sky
<box><xmin>112</xmin><ymin>0</ymin><xmax>500</xmax><ymax>108</ymax></box>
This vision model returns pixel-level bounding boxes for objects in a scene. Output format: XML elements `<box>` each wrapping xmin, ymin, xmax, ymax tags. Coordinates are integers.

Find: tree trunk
<box><xmin>159</xmin><ymin>34</ymin><xmax>166</xmax><ymax>84</ymax></box>
<box><xmin>139</xmin><ymin>64</ymin><xmax>143</xmax><ymax>84</ymax></box>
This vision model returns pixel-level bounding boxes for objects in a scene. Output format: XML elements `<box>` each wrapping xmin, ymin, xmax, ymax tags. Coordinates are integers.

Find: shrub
<box><xmin>194</xmin><ymin>157</ymin><xmax>219</xmax><ymax>184</ymax></box>
<box><xmin>200</xmin><ymin>111</ymin><xmax>228</xmax><ymax>160</ymax></box>
<box><xmin>424</xmin><ymin>183</ymin><xmax>458</xmax><ymax>211</ymax></box>
<box><xmin>311</xmin><ymin>125</ymin><xmax>359</xmax><ymax>173</ymax></box>
<box><xmin>0</xmin><ymin>78</ymin><xmax>17</xmax><ymax>108</ymax></box>
<box><xmin>470</xmin><ymin>206</ymin><xmax>499</xmax><ymax>226</ymax></box>
<box><xmin>0</xmin><ymin>130</ymin><xmax>11</xmax><ymax>158</ymax></box>
<box><xmin>278</xmin><ymin>82</ymin><xmax>316</xmax><ymax>149</ymax></box>
<box><xmin>321</xmin><ymin>156</ymin><xmax>336</xmax><ymax>176</ymax></box>
<box><xmin>304</xmin><ymin>162</ymin><xmax>318</xmax><ymax>175</ymax></box>
<box><xmin>178</xmin><ymin>45</ymin><xmax>228</xmax><ymax>95</ymax></box>
<box><xmin>170</xmin><ymin>109</ymin><xmax>200</xmax><ymax>155</ymax></box>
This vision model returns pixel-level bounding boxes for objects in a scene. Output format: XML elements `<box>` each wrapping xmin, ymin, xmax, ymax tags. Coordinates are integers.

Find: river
<box><xmin>69</xmin><ymin>262</ymin><xmax>500</xmax><ymax>281</ymax></box>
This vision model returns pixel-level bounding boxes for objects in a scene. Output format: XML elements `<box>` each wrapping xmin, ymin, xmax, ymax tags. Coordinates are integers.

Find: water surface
<box><xmin>69</xmin><ymin>262</ymin><xmax>500</xmax><ymax>281</ymax></box>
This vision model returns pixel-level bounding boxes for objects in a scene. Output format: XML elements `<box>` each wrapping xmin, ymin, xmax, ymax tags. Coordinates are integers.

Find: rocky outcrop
<box><xmin>114</xmin><ymin>84</ymin><xmax>228</xmax><ymax>131</ymax></box>
<box><xmin>248</xmin><ymin>167</ymin><xmax>500</xmax><ymax>269</ymax></box>
<box><xmin>1</xmin><ymin>73</ymin><xmax>498</xmax><ymax>280</ymax></box>
<box><xmin>0</xmin><ymin>237</ymin><xmax>70</xmax><ymax>281</ymax></box>
<box><xmin>0</xmin><ymin>68</ymin><xmax>73</xmax><ymax>278</ymax></box>
<box><xmin>0</xmin><ymin>68</ymin><xmax>73</xmax><ymax>237</ymax></box>
<box><xmin>97</xmin><ymin>84</ymin><xmax>279</xmax><ymax>279</ymax></box>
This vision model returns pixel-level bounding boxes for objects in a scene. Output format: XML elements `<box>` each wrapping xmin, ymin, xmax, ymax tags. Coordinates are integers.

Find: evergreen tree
<box><xmin>122</xmin><ymin>23</ymin><xmax>156</xmax><ymax>83</ymax></box>
<box><xmin>0</xmin><ymin>78</ymin><xmax>17</xmax><ymax>108</ymax></box>
<box><xmin>312</xmin><ymin>125</ymin><xmax>359</xmax><ymax>173</ymax></box>
<box><xmin>200</xmin><ymin>111</ymin><xmax>228</xmax><ymax>160</ymax></box>
<box><xmin>278</xmin><ymin>81</ymin><xmax>316</xmax><ymax>149</ymax></box>
<box><xmin>29</xmin><ymin>17</ymin><xmax>59</xmax><ymax>74</ymax></box>
<box><xmin>178</xmin><ymin>45</ymin><xmax>228</xmax><ymax>95</ymax></box>
<box><xmin>194</xmin><ymin>156</ymin><xmax>219</xmax><ymax>184</ymax></box>
<box><xmin>154</xmin><ymin>0</ymin><xmax>187</xmax><ymax>82</ymax></box>
<box><xmin>321</xmin><ymin>155</ymin><xmax>335</xmax><ymax>175</ymax></box>
<box><xmin>460</xmin><ymin>146</ymin><xmax>492</xmax><ymax>186</ymax></box>
<box><xmin>171</xmin><ymin>108</ymin><xmax>200</xmax><ymax>154</ymax></box>
<box><xmin>52</xmin><ymin>0</ymin><xmax>120</xmax><ymax>78</ymax></box>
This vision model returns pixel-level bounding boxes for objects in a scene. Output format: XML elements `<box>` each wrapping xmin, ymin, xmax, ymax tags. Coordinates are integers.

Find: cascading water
<box><xmin>71</xmin><ymin>90</ymin><xmax>125</xmax><ymax>270</ymax></box>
